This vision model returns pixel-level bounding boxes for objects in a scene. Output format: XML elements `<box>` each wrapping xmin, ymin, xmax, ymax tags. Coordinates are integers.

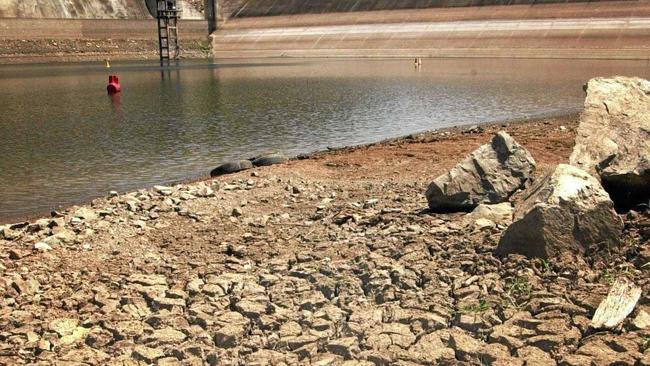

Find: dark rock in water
<box><xmin>210</xmin><ymin>160</ymin><xmax>253</xmax><ymax>177</ymax></box>
<box><xmin>569</xmin><ymin>77</ymin><xmax>650</xmax><ymax>211</ymax></box>
<box><xmin>425</xmin><ymin>131</ymin><xmax>535</xmax><ymax>212</ymax></box>
<box><xmin>252</xmin><ymin>154</ymin><xmax>289</xmax><ymax>167</ymax></box>
<box><xmin>497</xmin><ymin>164</ymin><xmax>623</xmax><ymax>261</ymax></box>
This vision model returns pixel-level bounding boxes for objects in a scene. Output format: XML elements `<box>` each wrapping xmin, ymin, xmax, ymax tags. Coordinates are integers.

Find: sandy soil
<box><xmin>0</xmin><ymin>115</ymin><xmax>648</xmax><ymax>365</ymax></box>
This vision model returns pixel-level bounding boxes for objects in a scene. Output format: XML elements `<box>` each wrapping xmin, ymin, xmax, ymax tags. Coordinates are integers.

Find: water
<box><xmin>0</xmin><ymin>58</ymin><xmax>648</xmax><ymax>220</ymax></box>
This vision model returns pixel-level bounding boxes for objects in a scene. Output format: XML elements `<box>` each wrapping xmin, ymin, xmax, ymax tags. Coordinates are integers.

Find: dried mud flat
<box><xmin>0</xmin><ymin>116</ymin><xmax>648</xmax><ymax>366</ymax></box>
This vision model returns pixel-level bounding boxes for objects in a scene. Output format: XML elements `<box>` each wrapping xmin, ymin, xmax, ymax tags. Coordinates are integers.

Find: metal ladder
<box><xmin>156</xmin><ymin>0</ymin><xmax>181</xmax><ymax>64</ymax></box>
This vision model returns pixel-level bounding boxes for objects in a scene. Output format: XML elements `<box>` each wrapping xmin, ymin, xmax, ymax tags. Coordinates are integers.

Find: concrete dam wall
<box><xmin>212</xmin><ymin>0</ymin><xmax>650</xmax><ymax>59</ymax></box>
<box><xmin>0</xmin><ymin>0</ymin><xmax>203</xmax><ymax>19</ymax></box>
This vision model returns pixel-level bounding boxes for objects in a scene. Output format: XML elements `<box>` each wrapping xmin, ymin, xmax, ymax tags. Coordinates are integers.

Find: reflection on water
<box><xmin>0</xmin><ymin>58</ymin><xmax>648</xmax><ymax>220</ymax></box>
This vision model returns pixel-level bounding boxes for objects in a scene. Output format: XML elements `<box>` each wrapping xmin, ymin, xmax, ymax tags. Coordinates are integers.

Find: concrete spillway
<box><xmin>212</xmin><ymin>1</ymin><xmax>650</xmax><ymax>59</ymax></box>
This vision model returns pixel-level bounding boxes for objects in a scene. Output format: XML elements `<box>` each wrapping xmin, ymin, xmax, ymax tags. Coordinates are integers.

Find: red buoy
<box><xmin>107</xmin><ymin>75</ymin><xmax>121</xmax><ymax>94</ymax></box>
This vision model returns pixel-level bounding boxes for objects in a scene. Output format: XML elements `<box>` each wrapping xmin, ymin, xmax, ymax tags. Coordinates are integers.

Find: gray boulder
<box><xmin>210</xmin><ymin>160</ymin><xmax>253</xmax><ymax>177</ymax></box>
<box><xmin>252</xmin><ymin>153</ymin><xmax>289</xmax><ymax>167</ymax></box>
<box><xmin>497</xmin><ymin>164</ymin><xmax>623</xmax><ymax>261</ymax></box>
<box><xmin>569</xmin><ymin>76</ymin><xmax>650</xmax><ymax>209</ymax></box>
<box><xmin>426</xmin><ymin>131</ymin><xmax>536</xmax><ymax>212</ymax></box>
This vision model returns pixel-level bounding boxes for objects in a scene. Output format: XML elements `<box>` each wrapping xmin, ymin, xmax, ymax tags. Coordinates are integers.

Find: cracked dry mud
<box><xmin>1</xmin><ymin>116</ymin><xmax>648</xmax><ymax>365</ymax></box>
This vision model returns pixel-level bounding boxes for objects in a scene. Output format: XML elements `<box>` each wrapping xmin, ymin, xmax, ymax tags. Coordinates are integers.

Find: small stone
<box><xmin>9</xmin><ymin>249</ymin><xmax>30</xmax><ymax>260</ymax></box>
<box><xmin>154</xmin><ymin>186</ymin><xmax>174</xmax><ymax>196</ymax></box>
<box><xmin>231</xmin><ymin>208</ymin><xmax>243</xmax><ymax>217</ymax></box>
<box><xmin>49</xmin><ymin>318</ymin><xmax>79</xmax><ymax>336</ymax></box>
<box><xmin>197</xmin><ymin>186</ymin><xmax>215</xmax><ymax>197</ymax></box>
<box><xmin>132</xmin><ymin>345</ymin><xmax>165</xmax><ymax>363</ymax></box>
<box><xmin>133</xmin><ymin>220</ymin><xmax>147</xmax><ymax>229</ymax></box>
<box><xmin>60</xmin><ymin>326</ymin><xmax>90</xmax><ymax>345</ymax></box>
<box><xmin>1</xmin><ymin>227</ymin><xmax>20</xmax><ymax>240</ymax></box>
<box><xmin>34</xmin><ymin>242</ymin><xmax>53</xmax><ymax>251</ymax></box>
<box><xmin>326</xmin><ymin>337</ymin><xmax>359</xmax><ymax>359</ymax></box>
<box><xmin>214</xmin><ymin>324</ymin><xmax>246</xmax><ymax>348</ymax></box>
<box><xmin>517</xmin><ymin>346</ymin><xmax>556</xmax><ymax>366</ymax></box>
<box><xmin>145</xmin><ymin>327</ymin><xmax>187</xmax><ymax>344</ymax></box>
<box><xmin>37</xmin><ymin>339</ymin><xmax>51</xmax><ymax>352</ymax></box>
<box><xmin>591</xmin><ymin>277</ymin><xmax>641</xmax><ymax>329</ymax></box>
<box><xmin>364</xmin><ymin>199</ymin><xmax>379</xmax><ymax>208</ymax></box>
<box><xmin>632</xmin><ymin>309</ymin><xmax>650</xmax><ymax>330</ymax></box>
<box><xmin>474</xmin><ymin>218</ymin><xmax>495</xmax><ymax>230</ymax></box>
<box><xmin>279</xmin><ymin>321</ymin><xmax>302</xmax><ymax>338</ymax></box>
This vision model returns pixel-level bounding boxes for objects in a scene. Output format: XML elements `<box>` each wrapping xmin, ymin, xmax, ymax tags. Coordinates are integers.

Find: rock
<box><xmin>107</xmin><ymin>320</ymin><xmax>144</xmax><ymax>339</ymax></box>
<box><xmin>128</xmin><ymin>274</ymin><xmax>167</xmax><ymax>287</ymax></box>
<box><xmin>2</xmin><ymin>227</ymin><xmax>20</xmax><ymax>240</ymax></box>
<box><xmin>473</xmin><ymin>218</ymin><xmax>496</xmax><ymax>230</ymax></box>
<box><xmin>287</xmin><ymin>335</ymin><xmax>319</xmax><ymax>351</ymax></box>
<box><xmin>73</xmin><ymin>207</ymin><xmax>98</xmax><ymax>221</ymax></box>
<box><xmin>60</xmin><ymin>347</ymin><xmax>110</xmax><ymax>364</ymax></box>
<box><xmin>144</xmin><ymin>327</ymin><xmax>187</xmax><ymax>344</ymax></box>
<box><xmin>34</xmin><ymin>242</ymin><xmax>53</xmax><ymax>251</ymax></box>
<box><xmin>517</xmin><ymin>346</ymin><xmax>557</xmax><ymax>366</ymax></box>
<box><xmin>426</xmin><ymin>132</ymin><xmax>535</xmax><ymax>212</ymax></box>
<box><xmin>449</xmin><ymin>329</ymin><xmax>519</xmax><ymax>364</ymax></box>
<box><xmin>497</xmin><ymin>164</ymin><xmax>622</xmax><ymax>260</ymax></box>
<box><xmin>214</xmin><ymin>323</ymin><xmax>246</xmax><ymax>348</ymax></box>
<box><xmin>60</xmin><ymin>326</ymin><xmax>90</xmax><ymax>345</ymax></box>
<box><xmin>632</xmin><ymin>309</ymin><xmax>650</xmax><ymax>330</ymax></box>
<box><xmin>9</xmin><ymin>249</ymin><xmax>30</xmax><ymax>260</ymax></box>
<box><xmin>279</xmin><ymin>321</ymin><xmax>302</xmax><ymax>338</ymax></box>
<box><xmin>326</xmin><ymin>337</ymin><xmax>359</xmax><ymax>359</ymax></box>
<box><xmin>575</xmin><ymin>335</ymin><xmax>641</xmax><ymax>366</ymax></box>
<box><xmin>49</xmin><ymin>318</ymin><xmax>79</xmax><ymax>336</ymax></box>
<box><xmin>252</xmin><ymin>153</ymin><xmax>289</xmax><ymax>167</ymax></box>
<box><xmin>154</xmin><ymin>185</ymin><xmax>174</xmax><ymax>196</ymax></box>
<box><xmin>569</xmin><ymin>77</ymin><xmax>650</xmax><ymax>209</ymax></box>
<box><xmin>210</xmin><ymin>160</ymin><xmax>253</xmax><ymax>177</ymax></box>
<box><xmin>591</xmin><ymin>277</ymin><xmax>641</xmax><ymax>329</ymax></box>
<box><xmin>253</xmin><ymin>154</ymin><xmax>289</xmax><ymax>166</ymax></box>
<box><xmin>404</xmin><ymin>332</ymin><xmax>455</xmax><ymax>364</ymax></box>
<box><xmin>466</xmin><ymin>202</ymin><xmax>514</xmax><ymax>226</ymax></box>
<box><xmin>560</xmin><ymin>354</ymin><xmax>597</xmax><ymax>366</ymax></box>
<box><xmin>132</xmin><ymin>345</ymin><xmax>165</xmax><ymax>363</ymax></box>
<box><xmin>196</xmin><ymin>186</ymin><xmax>214</xmax><ymax>197</ymax></box>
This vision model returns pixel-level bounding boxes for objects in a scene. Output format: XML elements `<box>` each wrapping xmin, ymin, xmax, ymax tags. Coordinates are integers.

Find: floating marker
<box><xmin>107</xmin><ymin>75</ymin><xmax>121</xmax><ymax>94</ymax></box>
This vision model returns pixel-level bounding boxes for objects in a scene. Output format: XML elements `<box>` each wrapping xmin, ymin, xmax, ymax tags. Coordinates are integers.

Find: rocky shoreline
<box><xmin>0</xmin><ymin>84</ymin><xmax>648</xmax><ymax>365</ymax></box>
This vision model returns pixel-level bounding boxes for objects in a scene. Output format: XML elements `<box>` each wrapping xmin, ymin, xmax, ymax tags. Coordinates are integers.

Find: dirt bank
<box><xmin>0</xmin><ymin>38</ymin><xmax>209</xmax><ymax>64</ymax></box>
<box><xmin>1</xmin><ymin>115</ymin><xmax>648</xmax><ymax>365</ymax></box>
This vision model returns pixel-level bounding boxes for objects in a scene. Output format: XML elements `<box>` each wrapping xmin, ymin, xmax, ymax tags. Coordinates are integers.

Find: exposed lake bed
<box><xmin>0</xmin><ymin>111</ymin><xmax>648</xmax><ymax>365</ymax></box>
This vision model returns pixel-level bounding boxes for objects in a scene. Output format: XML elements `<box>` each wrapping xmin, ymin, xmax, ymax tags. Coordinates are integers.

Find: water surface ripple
<box><xmin>0</xmin><ymin>58</ymin><xmax>648</xmax><ymax>220</ymax></box>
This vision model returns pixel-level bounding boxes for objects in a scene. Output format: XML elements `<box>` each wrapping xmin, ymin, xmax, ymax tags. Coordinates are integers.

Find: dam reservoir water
<box><xmin>0</xmin><ymin>58</ymin><xmax>649</xmax><ymax>220</ymax></box>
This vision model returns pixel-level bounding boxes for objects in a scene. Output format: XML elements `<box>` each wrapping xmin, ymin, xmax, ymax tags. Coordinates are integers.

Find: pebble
<box><xmin>34</xmin><ymin>242</ymin><xmax>53</xmax><ymax>251</ymax></box>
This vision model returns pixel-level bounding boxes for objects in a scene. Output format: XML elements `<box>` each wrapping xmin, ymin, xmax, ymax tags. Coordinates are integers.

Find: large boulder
<box><xmin>426</xmin><ymin>132</ymin><xmax>536</xmax><ymax>212</ymax></box>
<box><xmin>497</xmin><ymin>164</ymin><xmax>623</xmax><ymax>261</ymax></box>
<box><xmin>569</xmin><ymin>77</ymin><xmax>650</xmax><ymax>209</ymax></box>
